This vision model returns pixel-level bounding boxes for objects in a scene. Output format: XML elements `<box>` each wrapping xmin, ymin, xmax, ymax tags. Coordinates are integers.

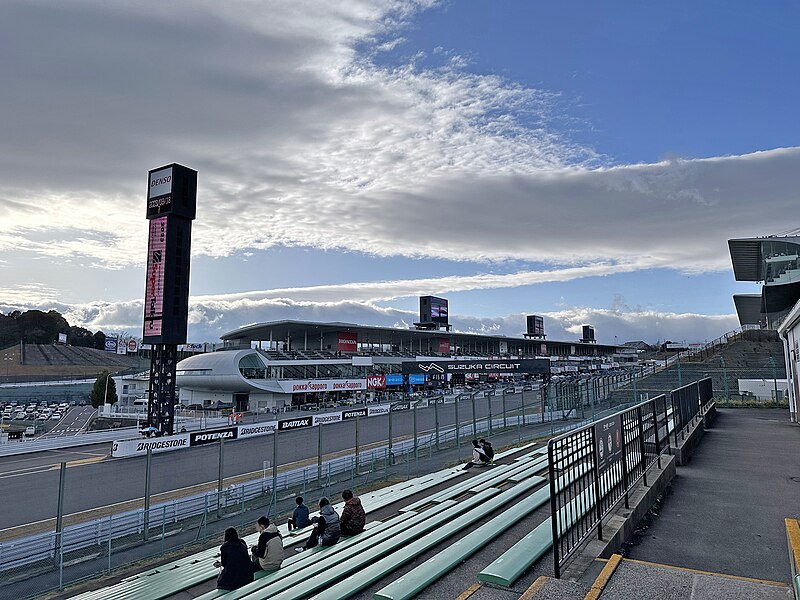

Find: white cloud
<box><xmin>0</xmin><ymin>293</ymin><xmax>737</xmax><ymax>347</ymax></box>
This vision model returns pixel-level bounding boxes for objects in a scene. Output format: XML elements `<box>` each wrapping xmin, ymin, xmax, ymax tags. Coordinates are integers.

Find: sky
<box><xmin>0</xmin><ymin>0</ymin><xmax>798</xmax><ymax>345</ymax></box>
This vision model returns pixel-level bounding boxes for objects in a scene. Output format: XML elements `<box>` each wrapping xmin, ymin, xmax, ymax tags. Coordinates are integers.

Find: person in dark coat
<box><xmin>296</xmin><ymin>497</ymin><xmax>341</xmax><ymax>551</ymax></box>
<box><xmin>339</xmin><ymin>490</ymin><xmax>366</xmax><ymax>536</ymax></box>
<box><xmin>462</xmin><ymin>439</ymin><xmax>490</xmax><ymax>470</ymax></box>
<box><xmin>479</xmin><ymin>438</ymin><xmax>494</xmax><ymax>464</ymax></box>
<box><xmin>214</xmin><ymin>527</ymin><xmax>254</xmax><ymax>591</ymax></box>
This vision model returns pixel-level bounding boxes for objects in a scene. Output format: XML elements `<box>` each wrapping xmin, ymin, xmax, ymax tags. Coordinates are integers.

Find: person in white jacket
<box><xmin>462</xmin><ymin>439</ymin><xmax>490</xmax><ymax>470</ymax></box>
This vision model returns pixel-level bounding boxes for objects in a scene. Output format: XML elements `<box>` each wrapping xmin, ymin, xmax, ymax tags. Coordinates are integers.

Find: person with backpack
<box><xmin>250</xmin><ymin>516</ymin><xmax>283</xmax><ymax>572</ymax></box>
<box><xmin>462</xmin><ymin>439</ymin><xmax>490</xmax><ymax>470</ymax></box>
<box><xmin>213</xmin><ymin>527</ymin><xmax>254</xmax><ymax>591</ymax></box>
<box><xmin>479</xmin><ymin>438</ymin><xmax>495</xmax><ymax>464</ymax></box>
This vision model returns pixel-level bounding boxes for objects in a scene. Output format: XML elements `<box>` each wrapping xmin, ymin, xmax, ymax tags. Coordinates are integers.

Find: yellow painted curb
<box><xmin>455</xmin><ymin>583</ymin><xmax>481</xmax><ymax>600</ymax></box>
<box><xmin>584</xmin><ymin>553</ymin><xmax>622</xmax><ymax>600</ymax></box>
<box><xmin>786</xmin><ymin>518</ymin><xmax>800</xmax><ymax>576</ymax></box>
<box><xmin>519</xmin><ymin>575</ymin><xmax>550</xmax><ymax>600</ymax></box>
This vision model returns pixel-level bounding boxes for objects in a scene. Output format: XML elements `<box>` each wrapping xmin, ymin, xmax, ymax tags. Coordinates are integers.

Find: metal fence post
<box><xmin>317</xmin><ymin>424</ymin><xmax>323</xmax><ymax>481</ymax></box>
<box><xmin>433</xmin><ymin>397</ymin><xmax>439</xmax><ymax>451</ymax></box>
<box><xmin>637</xmin><ymin>405</ymin><xmax>648</xmax><ymax>487</ymax></box>
<box><xmin>502</xmin><ymin>389</ymin><xmax>508</xmax><ymax>429</ymax></box>
<box><xmin>471</xmin><ymin>393</ymin><xmax>477</xmax><ymax>437</ymax></box>
<box><xmin>455</xmin><ymin>394</ymin><xmax>461</xmax><ymax>451</ymax></box>
<box><xmin>519</xmin><ymin>388</ymin><xmax>524</xmax><ymax>444</ymax></box>
<box><xmin>621</xmin><ymin>415</ymin><xmax>630</xmax><ymax>510</ymax></box>
<box><xmin>58</xmin><ymin>531</ymin><xmax>64</xmax><ymax>590</ymax></box>
<box><xmin>355</xmin><ymin>415</ymin><xmax>360</xmax><ymax>474</ymax></box>
<box><xmin>107</xmin><ymin>514</ymin><xmax>112</xmax><ymax>573</ymax></box>
<box><xmin>487</xmin><ymin>391</ymin><xmax>493</xmax><ymax>436</ymax></box>
<box><xmin>592</xmin><ymin>427</ymin><xmax>603</xmax><ymax>541</ymax></box>
<box><xmin>143</xmin><ymin>447</ymin><xmax>152</xmax><ymax>541</ymax></box>
<box><xmin>721</xmin><ymin>356</ymin><xmax>729</xmax><ymax>405</ymax></box>
<box><xmin>55</xmin><ymin>461</ymin><xmax>66</xmax><ymax>562</ymax></box>
<box><xmin>217</xmin><ymin>437</ymin><xmax>225</xmax><ymax>519</ymax></box>
<box><xmin>413</xmin><ymin>403</ymin><xmax>418</xmax><ymax>464</ymax></box>
<box><xmin>387</xmin><ymin>407</ymin><xmax>393</xmax><ymax>461</ymax></box>
<box><xmin>548</xmin><ymin>440</ymin><xmax>561</xmax><ymax>579</ymax></box>
<box><xmin>271</xmin><ymin>429</ymin><xmax>278</xmax><ymax>517</ymax></box>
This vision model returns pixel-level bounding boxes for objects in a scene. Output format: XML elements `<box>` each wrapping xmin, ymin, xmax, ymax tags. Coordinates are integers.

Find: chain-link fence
<box><xmin>0</xmin><ymin>380</ymin><xmax>650</xmax><ymax>599</ymax></box>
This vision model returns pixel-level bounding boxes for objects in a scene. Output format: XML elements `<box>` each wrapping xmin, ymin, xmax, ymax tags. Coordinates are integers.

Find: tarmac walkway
<box><xmin>622</xmin><ymin>408</ymin><xmax>799</xmax><ymax>584</ymax></box>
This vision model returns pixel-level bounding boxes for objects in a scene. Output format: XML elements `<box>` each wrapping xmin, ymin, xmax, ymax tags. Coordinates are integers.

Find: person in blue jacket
<box><xmin>288</xmin><ymin>496</ymin><xmax>311</xmax><ymax>531</ymax></box>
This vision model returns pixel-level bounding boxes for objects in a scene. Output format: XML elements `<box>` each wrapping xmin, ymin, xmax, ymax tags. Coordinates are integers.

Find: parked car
<box><xmin>50</xmin><ymin>414</ymin><xmax>61</xmax><ymax>421</ymax></box>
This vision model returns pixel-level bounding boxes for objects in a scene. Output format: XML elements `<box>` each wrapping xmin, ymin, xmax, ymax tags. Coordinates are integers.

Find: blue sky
<box><xmin>0</xmin><ymin>0</ymin><xmax>795</xmax><ymax>344</ymax></box>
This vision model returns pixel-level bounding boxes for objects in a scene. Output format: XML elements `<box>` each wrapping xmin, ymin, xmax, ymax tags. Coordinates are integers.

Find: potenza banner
<box><xmin>190</xmin><ymin>427</ymin><xmax>238</xmax><ymax>446</ymax></box>
<box><xmin>401</xmin><ymin>358</ymin><xmax>550</xmax><ymax>375</ymax></box>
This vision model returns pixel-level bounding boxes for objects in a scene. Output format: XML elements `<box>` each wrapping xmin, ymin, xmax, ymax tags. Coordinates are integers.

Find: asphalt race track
<box><xmin>0</xmin><ymin>393</ymin><xmax>547</xmax><ymax>530</ymax></box>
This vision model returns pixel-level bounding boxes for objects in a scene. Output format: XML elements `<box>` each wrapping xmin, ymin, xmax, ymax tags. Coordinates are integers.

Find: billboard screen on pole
<box><xmin>143</xmin><ymin>216</ymin><xmax>168</xmax><ymax>339</ymax></box>
<box><xmin>420</xmin><ymin>296</ymin><xmax>449</xmax><ymax>326</ymax></box>
<box><xmin>527</xmin><ymin>315</ymin><xmax>545</xmax><ymax>336</ymax></box>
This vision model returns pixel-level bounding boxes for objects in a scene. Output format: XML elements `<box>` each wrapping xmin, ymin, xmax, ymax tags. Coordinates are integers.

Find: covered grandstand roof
<box><xmin>733</xmin><ymin>294</ymin><xmax>763</xmax><ymax>326</ymax></box>
<box><xmin>220</xmin><ymin>319</ymin><xmax>622</xmax><ymax>352</ymax></box>
<box><xmin>728</xmin><ymin>238</ymin><xmax>764</xmax><ymax>281</ymax></box>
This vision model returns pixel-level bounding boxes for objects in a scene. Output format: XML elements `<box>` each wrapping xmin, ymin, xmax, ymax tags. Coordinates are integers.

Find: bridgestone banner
<box><xmin>238</xmin><ymin>422</ymin><xmax>278</xmax><ymax>439</ymax></box>
<box><xmin>112</xmin><ymin>434</ymin><xmax>190</xmax><ymax>457</ymax></box>
<box><xmin>313</xmin><ymin>412</ymin><xmax>343</xmax><ymax>426</ymax></box>
<box><xmin>367</xmin><ymin>405</ymin><xmax>390</xmax><ymax>416</ymax></box>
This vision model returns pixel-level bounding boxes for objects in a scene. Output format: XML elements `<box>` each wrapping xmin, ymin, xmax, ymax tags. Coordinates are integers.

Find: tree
<box><xmin>90</xmin><ymin>370</ymin><xmax>118</xmax><ymax>408</ymax></box>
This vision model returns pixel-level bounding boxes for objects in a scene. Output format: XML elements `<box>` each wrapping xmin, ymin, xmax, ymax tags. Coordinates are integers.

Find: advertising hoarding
<box><xmin>438</xmin><ymin>338</ymin><xmax>450</xmax><ymax>353</ymax></box>
<box><xmin>594</xmin><ymin>415</ymin><xmax>623</xmax><ymax>476</ymax></box>
<box><xmin>58</xmin><ymin>333</ymin><xmax>67</xmax><ymax>344</ymax></box>
<box><xmin>337</xmin><ymin>332</ymin><xmax>358</xmax><ymax>352</ymax></box>
<box><xmin>366</xmin><ymin>375</ymin><xmax>386</xmax><ymax>389</ymax></box>
<box><xmin>105</xmin><ymin>337</ymin><xmax>117</xmax><ymax>353</ymax></box>
<box><xmin>402</xmin><ymin>358</ymin><xmax>550</xmax><ymax>376</ymax></box>
<box><xmin>237</xmin><ymin>422</ymin><xmax>277</xmax><ymax>439</ymax></box>
<box><xmin>385</xmin><ymin>374</ymin><xmax>403</xmax><ymax>386</ymax></box>
<box><xmin>408</xmin><ymin>374</ymin><xmax>426</xmax><ymax>385</ymax></box>
<box><xmin>277</xmin><ymin>379</ymin><xmax>367</xmax><ymax>393</ymax></box>
<box><xmin>527</xmin><ymin>315</ymin><xmax>545</xmax><ymax>337</ymax></box>
<box><xmin>190</xmin><ymin>427</ymin><xmax>238</xmax><ymax>446</ymax></box>
<box><xmin>111</xmin><ymin>433</ymin><xmax>190</xmax><ymax>457</ymax></box>
<box><xmin>278</xmin><ymin>416</ymin><xmax>313</xmax><ymax>431</ymax></box>
<box><xmin>342</xmin><ymin>408</ymin><xmax>367</xmax><ymax>419</ymax></box>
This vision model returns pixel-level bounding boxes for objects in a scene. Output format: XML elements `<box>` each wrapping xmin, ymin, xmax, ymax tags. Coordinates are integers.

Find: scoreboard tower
<box><xmin>142</xmin><ymin>164</ymin><xmax>197</xmax><ymax>435</ymax></box>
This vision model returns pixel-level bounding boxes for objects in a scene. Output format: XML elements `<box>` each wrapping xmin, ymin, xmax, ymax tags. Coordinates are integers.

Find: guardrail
<box><xmin>547</xmin><ymin>377</ymin><xmax>712</xmax><ymax>578</ymax></box>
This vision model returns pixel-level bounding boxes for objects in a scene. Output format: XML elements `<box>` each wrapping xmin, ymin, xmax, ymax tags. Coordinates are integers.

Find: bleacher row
<box><xmin>70</xmin><ymin>441</ymin><xmax>590</xmax><ymax>600</ymax></box>
<box><xmin>22</xmin><ymin>344</ymin><xmax>136</xmax><ymax>368</ymax></box>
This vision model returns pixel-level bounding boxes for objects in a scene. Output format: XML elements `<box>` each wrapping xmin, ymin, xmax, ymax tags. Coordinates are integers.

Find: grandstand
<box><xmin>609</xmin><ymin>329</ymin><xmax>786</xmax><ymax>405</ymax></box>
<box><xmin>0</xmin><ymin>344</ymin><xmax>147</xmax><ymax>383</ymax></box>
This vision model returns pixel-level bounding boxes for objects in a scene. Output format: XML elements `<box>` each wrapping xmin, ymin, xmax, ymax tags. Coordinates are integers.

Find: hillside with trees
<box><xmin>0</xmin><ymin>309</ymin><xmax>107</xmax><ymax>350</ymax></box>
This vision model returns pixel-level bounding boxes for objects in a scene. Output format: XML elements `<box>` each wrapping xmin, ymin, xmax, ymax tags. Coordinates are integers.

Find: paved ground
<box><xmin>624</xmin><ymin>408</ymin><xmax>799</xmax><ymax>584</ymax></box>
<box><xmin>600</xmin><ymin>559</ymin><xmax>792</xmax><ymax>600</ymax></box>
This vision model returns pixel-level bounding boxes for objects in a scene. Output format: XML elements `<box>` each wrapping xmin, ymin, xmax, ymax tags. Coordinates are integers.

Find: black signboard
<box><xmin>594</xmin><ymin>415</ymin><xmax>623</xmax><ymax>476</ymax></box>
<box><xmin>342</xmin><ymin>408</ymin><xmax>367</xmax><ymax>419</ymax></box>
<box><xmin>391</xmin><ymin>403</ymin><xmax>411</xmax><ymax>412</ymax></box>
<box><xmin>190</xmin><ymin>427</ymin><xmax>238</xmax><ymax>446</ymax></box>
<box><xmin>278</xmin><ymin>416</ymin><xmax>313</xmax><ymax>431</ymax></box>
<box><xmin>401</xmin><ymin>358</ymin><xmax>550</xmax><ymax>376</ymax></box>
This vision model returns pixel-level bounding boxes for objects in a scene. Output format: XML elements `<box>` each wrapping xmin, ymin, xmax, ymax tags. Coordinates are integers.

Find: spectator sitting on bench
<box><xmin>213</xmin><ymin>527</ymin><xmax>254</xmax><ymax>591</ymax></box>
<box><xmin>296</xmin><ymin>497</ymin><xmax>341</xmax><ymax>552</ymax></box>
<box><xmin>462</xmin><ymin>439</ymin><xmax>490</xmax><ymax>470</ymax></box>
<box><xmin>288</xmin><ymin>496</ymin><xmax>311</xmax><ymax>531</ymax></box>
<box><xmin>250</xmin><ymin>516</ymin><xmax>283</xmax><ymax>572</ymax></box>
<box><xmin>339</xmin><ymin>489</ymin><xmax>365</xmax><ymax>536</ymax></box>
<box><xmin>479</xmin><ymin>438</ymin><xmax>494</xmax><ymax>465</ymax></box>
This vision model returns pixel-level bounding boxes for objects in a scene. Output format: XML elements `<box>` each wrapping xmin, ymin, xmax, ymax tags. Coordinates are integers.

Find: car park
<box><xmin>50</xmin><ymin>414</ymin><xmax>61</xmax><ymax>421</ymax></box>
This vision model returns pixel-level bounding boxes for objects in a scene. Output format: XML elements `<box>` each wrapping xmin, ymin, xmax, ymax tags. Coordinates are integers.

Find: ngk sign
<box><xmin>366</xmin><ymin>375</ymin><xmax>386</xmax><ymax>389</ymax></box>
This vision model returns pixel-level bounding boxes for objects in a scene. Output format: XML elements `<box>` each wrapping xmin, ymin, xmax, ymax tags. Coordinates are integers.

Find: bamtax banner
<box><xmin>278</xmin><ymin>416</ymin><xmax>313</xmax><ymax>431</ymax></box>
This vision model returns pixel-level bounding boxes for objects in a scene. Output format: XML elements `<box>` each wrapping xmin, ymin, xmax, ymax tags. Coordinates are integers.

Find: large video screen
<box><xmin>527</xmin><ymin>315</ymin><xmax>545</xmax><ymax>336</ymax></box>
<box><xmin>143</xmin><ymin>216</ymin><xmax>168</xmax><ymax>339</ymax></box>
<box><xmin>430</xmin><ymin>297</ymin><xmax>448</xmax><ymax>324</ymax></box>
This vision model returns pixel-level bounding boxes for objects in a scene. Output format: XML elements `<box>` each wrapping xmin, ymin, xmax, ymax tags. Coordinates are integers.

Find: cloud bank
<box><xmin>0</xmin><ymin>0</ymin><xmax>795</xmax><ymax>278</ymax></box>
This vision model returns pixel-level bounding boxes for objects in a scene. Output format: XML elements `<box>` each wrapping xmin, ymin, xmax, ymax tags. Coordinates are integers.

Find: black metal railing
<box><xmin>547</xmin><ymin>377</ymin><xmax>712</xmax><ymax>578</ymax></box>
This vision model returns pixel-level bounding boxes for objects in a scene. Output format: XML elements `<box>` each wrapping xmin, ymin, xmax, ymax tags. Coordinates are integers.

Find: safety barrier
<box><xmin>547</xmin><ymin>377</ymin><xmax>711</xmax><ymax>578</ymax></box>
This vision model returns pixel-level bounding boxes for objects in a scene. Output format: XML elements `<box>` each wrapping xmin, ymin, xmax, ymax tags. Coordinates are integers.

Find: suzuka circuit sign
<box><xmin>402</xmin><ymin>358</ymin><xmax>550</xmax><ymax>376</ymax></box>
